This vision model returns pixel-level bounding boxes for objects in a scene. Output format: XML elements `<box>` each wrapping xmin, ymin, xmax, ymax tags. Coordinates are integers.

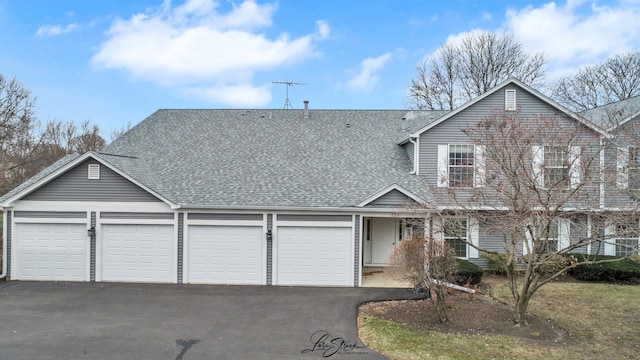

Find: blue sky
<box><xmin>2</xmin><ymin>0</ymin><xmax>640</xmax><ymax>138</ymax></box>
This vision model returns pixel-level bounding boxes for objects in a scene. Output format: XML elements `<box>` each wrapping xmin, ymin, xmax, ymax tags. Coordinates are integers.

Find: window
<box><xmin>443</xmin><ymin>218</ymin><xmax>468</xmax><ymax>257</ymax></box>
<box><xmin>448</xmin><ymin>145</ymin><xmax>475</xmax><ymax>187</ymax></box>
<box><xmin>615</xmin><ymin>220</ymin><xmax>640</xmax><ymax>256</ymax></box>
<box><xmin>534</xmin><ymin>221</ymin><xmax>559</xmax><ymax>253</ymax></box>
<box><xmin>88</xmin><ymin>164</ymin><xmax>100</xmax><ymax>180</ymax></box>
<box><xmin>543</xmin><ymin>146</ymin><xmax>569</xmax><ymax>188</ymax></box>
<box><xmin>437</xmin><ymin>145</ymin><xmax>485</xmax><ymax>188</ymax></box>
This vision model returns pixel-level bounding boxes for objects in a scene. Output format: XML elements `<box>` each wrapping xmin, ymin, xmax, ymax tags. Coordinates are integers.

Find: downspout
<box><xmin>409</xmin><ymin>136</ymin><xmax>419</xmax><ymax>175</ymax></box>
<box><xmin>1</xmin><ymin>209</ymin><xmax>7</xmax><ymax>280</ymax></box>
<box><xmin>600</xmin><ymin>137</ymin><xmax>605</xmax><ymax>210</ymax></box>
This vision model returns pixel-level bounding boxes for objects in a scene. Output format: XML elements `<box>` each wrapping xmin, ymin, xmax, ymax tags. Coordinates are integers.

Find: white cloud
<box><xmin>91</xmin><ymin>0</ymin><xmax>329</xmax><ymax>107</ymax></box>
<box><xmin>481</xmin><ymin>12</ymin><xmax>492</xmax><ymax>21</ymax></box>
<box><xmin>184</xmin><ymin>84</ymin><xmax>272</xmax><ymax>106</ymax></box>
<box><xmin>503</xmin><ymin>1</ymin><xmax>640</xmax><ymax>79</ymax></box>
<box><xmin>36</xmin><ymin>23</ymin><xmax>78</xmax><ymax>37</ymax></box>
<box><xmin>345</xmin><ymin>53</ymin><xmax>392</xmax><ymax>93</ymax></box>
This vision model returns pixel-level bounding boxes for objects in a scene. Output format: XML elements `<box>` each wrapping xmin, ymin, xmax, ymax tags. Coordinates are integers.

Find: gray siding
<box><xmin>90</xmin><ymin>212</ymin><xmax>96</xmax><ymax>282</ymax></box>
<box><xmin>177</xmin><ymin>213</ymin><xmax>184</xmax><ymax>284</ymax></box>
<box><xmin>365</xmin><ymin>189</ymin><xmax>415</xmax><ymax>208</ymax></box>
<box><xmin>419</xmin><ymin>84</ymin><xmax>602</xmax><ymax>207</ymax></box>
<box><xmin>354</xmin><ymin>215</ymin><xmax>360</xmax><ymax>287</ymax></box>
<box><xmin>23</xmin><ymin>159</ymin><xmax>161</xmax><ymax>202</ymax></box>
<box><xmin>14</xmin><ymin>211</ymin><xmax>86</xmax><ymax>218</ymax></box>
<box><xmin>188</xmin><ymin>213</ymin><xmax>262</xmax><ymax>221</ymax></box>
<box><xmin>6</xmin><ymin>211</ymin><xmax>11</xmax><ymax>278</ymax></box>
<box><xmin>101</xmin><ymin>212</ymin><xmax>174</xmax><ymax>220</ymax></box>
<box><xmin>277</xmin><ymin>214</ymin><xmax>351</xmax><ymax>222</ymax></box>
<box><xmin>266</xmin><ymin>214</ymin><xmax>273</xmax><ymax>286</ymax></box>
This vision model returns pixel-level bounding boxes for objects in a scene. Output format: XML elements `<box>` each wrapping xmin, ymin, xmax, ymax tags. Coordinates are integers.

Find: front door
<box><xmin>371</xmin><ymin>218</ymin><xmax>397</xmax><ymax>264</ymax></box>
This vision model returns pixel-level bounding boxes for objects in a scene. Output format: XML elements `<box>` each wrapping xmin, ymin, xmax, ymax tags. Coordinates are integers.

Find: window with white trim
<box><xmin>629</xmin><ymin>148</ymin><xmax>640</xmax><ymax>190</ymax></box>
<box><xmin>437</xmin><ymin>145</ymin><xmax>485</xmax><ymax>188</ymax></box>
<box><xmin>543</xmin><ymin>146</ymin><xmax>569</xmax><ymax>188</ymax></box>
<box><xmin>533</xmin><ymin>145</ymin><xmax>580</xmax><ymax>189</ymax></box>
<box><xmin>443</xmin><ymin>217</ymin><xmax>468</xmax><ymax>258</ymax></box>
<box><xmin>88</xmin><ymin>164</ymin><xmax>100</xmax><ymax>180</ymax></box>
<box><xmin>534</xmin><ymin>221</ymin><xmax>559</xmax><ymax>253</ymax></box>
<box><xmin>615</xmin><ymin>220</ymin><xmax>640</xmax><ymax>256</ymax></box>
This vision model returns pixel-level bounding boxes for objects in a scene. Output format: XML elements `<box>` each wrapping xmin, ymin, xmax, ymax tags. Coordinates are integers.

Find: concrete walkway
<box><xmin>0</xmin><ymin>281</ymin><xmax>416</xmax><ymax>360</ymax></box>
<box><xmin>361</xmin><ymin>267</ymin><xmax>412</xmax><ymax>288</ymax></box>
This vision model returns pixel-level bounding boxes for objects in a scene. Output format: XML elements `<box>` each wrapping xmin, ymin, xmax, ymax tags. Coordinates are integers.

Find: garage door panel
<box><xmin>15</xmin><ymin>223</ymin><xmax>88</xmax><ymax>281</ymax></box>
<box><xmin>102</xmin><ymin>224</ymin><xmax>174</xmax><ymax>283</ymax></box>
<box><xmin>188</xmin><ymin>225</ymin><xmax>263</xmax><ymax>285</ymax></box>
<box><xmin>277</xmin><ymin>227</ymin><xmax>352</xmax><ymax>286</ymax></box>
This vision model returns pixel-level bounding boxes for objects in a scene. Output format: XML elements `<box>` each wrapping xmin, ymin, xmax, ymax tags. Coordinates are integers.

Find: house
<box><xmin>1</xmin><ymin>78</ymin><xmax>638</xmax><ymax>287</ymax></box>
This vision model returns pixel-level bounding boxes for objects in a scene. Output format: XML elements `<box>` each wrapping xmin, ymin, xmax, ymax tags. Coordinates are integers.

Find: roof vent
<box><xmin>401</xmin><ymin>117</ymin><xmax>407</xmax><ymax>131</ymax></box>
<box><xmin>303</xmin><ymin>100</ymin><xmax>309</xmax><ymax>119</ymax></box>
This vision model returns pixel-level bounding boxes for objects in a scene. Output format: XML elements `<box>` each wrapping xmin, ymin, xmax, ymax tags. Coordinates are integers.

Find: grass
<box><xmin>359</xmin><ymin>278</ymin><xmax>640</xmax><ymax>359</ymax></box>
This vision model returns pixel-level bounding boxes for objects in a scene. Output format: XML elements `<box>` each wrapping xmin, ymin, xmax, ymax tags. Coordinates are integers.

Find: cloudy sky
<box><xmin>1</xmin><ymin>0</ymin><xmax>640</xmax><ymax>136</ymax></box>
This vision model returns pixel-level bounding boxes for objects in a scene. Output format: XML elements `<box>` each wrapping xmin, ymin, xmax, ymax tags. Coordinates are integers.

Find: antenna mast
<box><xmin>272</xmin><ymin>81</ymin><xmax>307</xmax><ymax>109</ymax></box>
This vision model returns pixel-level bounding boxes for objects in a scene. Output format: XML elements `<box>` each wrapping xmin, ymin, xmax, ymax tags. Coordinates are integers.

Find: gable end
<box><xmin>23</xmin><ymin>159</ymin><xmax>161</xmax><ymax>202</ymax></box>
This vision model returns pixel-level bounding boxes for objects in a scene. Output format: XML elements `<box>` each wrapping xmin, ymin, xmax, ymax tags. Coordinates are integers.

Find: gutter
<box><xmin>1</xmin><ymin>210</ymin><xmax>6</xmax><ymax>280</ymax></box>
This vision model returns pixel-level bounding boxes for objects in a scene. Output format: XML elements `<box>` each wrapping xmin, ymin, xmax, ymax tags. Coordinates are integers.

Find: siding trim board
<box><xmin>101</xmin><ymin>212</ymin><xmax>174</xmax><ymax>220</ymax></box>
<box><xmin>90</xmin><ymin>212</ymin><xmax>96</xmax><ymax>282</ymax></box>
<box><xmin>187</xmin><ymin>213</ymin><xmax>262</xmax><ymax>221</ymax></box>
<box><xmin>14</xmin><ymin>211</ymin><xmax>86</xmax><ymax>218</ymax></box>
<box><xmin>6</xmin><ymin>211</ymin><xmax>11</xmax><ymax>278</ymax></box>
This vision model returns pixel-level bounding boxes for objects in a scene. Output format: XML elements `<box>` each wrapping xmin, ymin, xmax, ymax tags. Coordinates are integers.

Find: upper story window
<box><xmin>437</xmin><ymin>144</ymin><xmax>485</xmax><ymax>188</ymax></box>
<box><xmin>533</xmin><ymin>145</ymin><xmax>581</xmax><ymax>189</ymax></box>
<box><xmin>543</xmin><ymin>146</ymin><xmax>569</xmax><ymax>188</ymax></box>
<box><xmin>619</xmin><ymin>147</ymin><xmax>640</xmax><ymax>190</ymax></box>
<box><xmin>449</xmin><ymin>145</ymin><xmax>475</xmax><ymax>187</ymax></box>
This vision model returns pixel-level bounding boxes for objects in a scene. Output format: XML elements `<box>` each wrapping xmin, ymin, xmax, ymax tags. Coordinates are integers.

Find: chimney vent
<box><xmin>303</xmin><ymin>100</ymin><xmax>309</xmax><ymax>118</ymax></box>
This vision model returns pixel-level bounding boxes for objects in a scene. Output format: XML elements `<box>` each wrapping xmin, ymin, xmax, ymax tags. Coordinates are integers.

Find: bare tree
<box><xmin>387</xmin><ymin>229</ymin><xmax>458</xmax><ymax>323</ymax></box>
<box><xmin>110</xmin><ymin>121</ymin><xmax>132</xmax><ymax>142</ymax></box>
<box><xmin>408</xmin><ymin>32</ymin><xmax>546</xmax><ymax>110</ymax></box>
<box><xmin>552</xmin><ymin>52</ymin><xmax>640</xmax><ymax>112</ymax></box>
<box><xmin>438</xmin><ymin>111</ymin><xmax>637</xmax><ymax>326</ymax></box>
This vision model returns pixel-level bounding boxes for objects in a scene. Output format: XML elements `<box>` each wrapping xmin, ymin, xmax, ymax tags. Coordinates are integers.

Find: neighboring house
<box><xmin>1</xmin><ymin>78</ymin><xmax>638</xmax><ymax>287</ymax></box>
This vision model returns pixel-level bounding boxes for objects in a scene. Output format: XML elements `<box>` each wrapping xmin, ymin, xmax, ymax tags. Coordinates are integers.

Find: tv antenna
<box><xmin>273</xmin><ymin>81</ymin><xmax>307</xmax><ymax>109</ymax></box>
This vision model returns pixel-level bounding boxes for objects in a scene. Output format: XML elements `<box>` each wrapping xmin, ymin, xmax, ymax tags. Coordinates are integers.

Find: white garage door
<box><xmin>102</xmin><ymin>224</ymin><xmax>174</xmax><ymax>283</ymax></box>
<box><xmin>15</xmin><ymin>223</ymin><xmax>88</xmax><ymax>281</ymax></box>
<box><xmin>277</xmin><ymin>227</ymin><xmax>353</xmax><ymax>286</ymax></box>
<box><xmin>188</xmin><ymin>225</ymin><xmax>263</xmax><ymax>284</ymax></box>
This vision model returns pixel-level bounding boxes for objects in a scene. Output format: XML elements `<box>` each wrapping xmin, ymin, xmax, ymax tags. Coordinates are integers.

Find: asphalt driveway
<box><xmin>0</xmin><ymin>282</ymin><xmax>417</xmax><ymax>359</ymax></box>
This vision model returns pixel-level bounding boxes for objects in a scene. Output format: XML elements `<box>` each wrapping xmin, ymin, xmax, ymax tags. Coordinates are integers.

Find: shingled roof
<box><xmin>99</xmin><ymin>109</ymin><xmax>440</xmax><ymax>208</ymax></box>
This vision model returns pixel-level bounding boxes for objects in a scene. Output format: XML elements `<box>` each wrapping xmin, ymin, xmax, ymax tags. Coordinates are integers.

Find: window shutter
<box><xmin>604</xmin><ymin>224</ymin><xmax>616</xmax><ymax>256</ymax></box>
<box><xmin>532</xmin><ymin>146</ymin><xmax>544</xmax><ymax>187</ymax></box>
<box><xmin>558</xmin><ymin>219</ymin><xmax>571</xmax><ymax>251</ymax></box>
<box><xmin>523</xmin><ymin>224</ymin><xmax>533</xmax><ymax>256</ymax></box>
<box><xmin>505</xmin><ymin>89</ymin><xmax>516</xmax><ymax>111</ymax></box>
<box><xmin>475</xmin><ymin>145</ymin><xmax>486</xmax><ymax>187</ymax></box>
<box><xmin>437</xmin><ymin>145</ymin><xmax>449</xmax><ymax>187</ymax></box>
<box><xmin>569</xmin><ymin>146</ymin><xmax>581</xmax><ymax>188</ymax></box>
<box><xmin>468</xmin><ymin>217</ymin><xmax>480</xmax><ymax>258</ymax></box>
<box><xmin>431</xmin><ymin>217</ymin><xmax>444</xmax><ymax>241</ymax></box>
<box><xmin>88</xmin><ymin>164</ymin><xmax>100</xmax><ymax>180</ymax></box>
<box><xmin>617</xmin><ymin>147</ymin><xmax>628</xmax><ymax>189</ymax></box>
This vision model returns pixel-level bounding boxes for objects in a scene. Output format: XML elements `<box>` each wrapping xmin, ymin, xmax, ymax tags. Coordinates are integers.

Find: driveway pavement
<box><xmin>0</xmin><ymin>282</ymin><xmax>417</xmax><ymax>359</ymax></box>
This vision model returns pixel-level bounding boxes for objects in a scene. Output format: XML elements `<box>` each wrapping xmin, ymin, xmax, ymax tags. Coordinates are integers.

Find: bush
<box><xmin>481</xmin><ymin>253</ymin><xmax>508</xmax><ymax>275</ymax></box>
<box><xmin>454</xmin><ymin>258</ymin><xmax>483</xmax><ymax>285</ymax></box>
<box><xmin>568</xmin><ymin>255</ymin><xmax>640</xmax><ymax>283</ymax></box>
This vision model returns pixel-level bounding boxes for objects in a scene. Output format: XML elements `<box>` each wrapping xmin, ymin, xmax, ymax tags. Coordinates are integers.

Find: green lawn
<box><xmin>359</xmin><ymin>279</ymin><xmax>640</xmax><ymax>359</ymax></box>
